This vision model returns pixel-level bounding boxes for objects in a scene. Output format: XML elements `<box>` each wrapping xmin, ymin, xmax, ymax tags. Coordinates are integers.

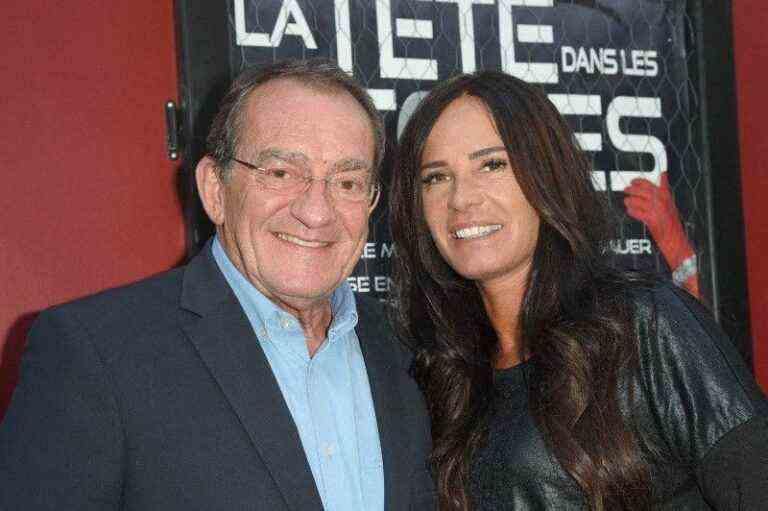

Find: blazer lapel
<box><xmin>178</xmin><ymin>246</ymin><xmax>323</xmax><ymax>511</ymax></box>
<box><xmin>356</xmin><ymin>300</ymin><xmax>411</xmax><ymax>511</ymax></box>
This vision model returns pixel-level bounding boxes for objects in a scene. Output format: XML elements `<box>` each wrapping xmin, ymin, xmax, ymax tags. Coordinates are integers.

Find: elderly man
<box><xmin>0</xmin><ymin>60</ymin><xmax>434</xmax><ymax>510</ymax></box>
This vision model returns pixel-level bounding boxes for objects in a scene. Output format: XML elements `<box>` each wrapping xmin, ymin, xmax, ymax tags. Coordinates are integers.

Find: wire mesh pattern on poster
<box><xmin>227</xmin><ymin>0</ymin><xmax>709</xmax><ymax>301</ymax></box>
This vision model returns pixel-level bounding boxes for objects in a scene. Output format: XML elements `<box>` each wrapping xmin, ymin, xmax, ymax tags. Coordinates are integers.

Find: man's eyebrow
<box><xmin>252</xmin><ymin>148</ymin><xmax>309</xmax><ymax>164</ymax></box>
<box><xmin>332</xmin><ymin>158</ymin><xmax>371</xmax><ymax>173</ymax></box>
<box><xmin>420</xmin><ymin>146</ymin><xmax>507</xmax><ymax>172</ymax></box>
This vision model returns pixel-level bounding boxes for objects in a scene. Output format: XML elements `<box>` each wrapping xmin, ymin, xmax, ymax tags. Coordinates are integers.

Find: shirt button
<box><xmin>322</xmin><ymin>443</ymin><xmax>335</xmax><ymax>458</ymax></box>
<box><xmin>280</xmin><ymin>316</ymin><xmax>292</xmax><ymax>329</ymax></box>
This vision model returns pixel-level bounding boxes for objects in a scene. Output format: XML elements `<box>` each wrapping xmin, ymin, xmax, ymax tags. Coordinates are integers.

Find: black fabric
<box><xmin>0</xmin><ymin>243</ymin><xmax>435</xmax><ymax>511</ymax></box>
<box><xmin>470</xmin><ymin>283</ymin><xmax>768</xmax><ymax>510</ymax></box>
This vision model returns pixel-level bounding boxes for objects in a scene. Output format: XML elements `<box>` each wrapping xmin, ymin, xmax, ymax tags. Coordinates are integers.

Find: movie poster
<box><xmin>224</xmin><ymin>0</ymin><xmax>707</xmax><ymax>301</ymax></box>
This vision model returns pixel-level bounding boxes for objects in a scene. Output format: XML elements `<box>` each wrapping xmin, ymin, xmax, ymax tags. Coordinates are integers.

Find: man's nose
<box><xmin>447</xmin><ymin>176</ymin><xmax>485</xmax><ymax>211</ymax></box>
<box><xmin>289</xmin><ymin>178</ymin><xmax>337</xmax><ymax>228</ymax></box>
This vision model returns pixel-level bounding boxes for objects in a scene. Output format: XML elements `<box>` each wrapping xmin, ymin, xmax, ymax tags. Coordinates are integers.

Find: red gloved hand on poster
<box><xmin>623</xmin><ymin>172</ymin><xmax>699</xmax><ymax>298</ymax></box>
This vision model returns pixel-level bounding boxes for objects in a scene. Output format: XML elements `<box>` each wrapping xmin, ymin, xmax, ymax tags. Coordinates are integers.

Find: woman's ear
<box><xmin>195</xmin><ymin>156</ymin><xmax>226</xmax><ymax>226</ymax></box>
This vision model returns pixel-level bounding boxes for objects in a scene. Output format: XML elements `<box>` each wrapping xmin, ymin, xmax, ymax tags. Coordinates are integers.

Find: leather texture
<box><xmin>0</xmin><ymin>244</ymin><xmax>435</xmax><ymax>511</ymax></box>
<box><xmin>471</xmin><ymin>283</ymin><xmax>768</xmax><ymax>510</ymax></box>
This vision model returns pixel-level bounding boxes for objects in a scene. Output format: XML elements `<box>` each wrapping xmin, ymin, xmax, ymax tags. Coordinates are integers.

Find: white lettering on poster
<box><xmin>561</xmin><ymin>46</ymin><xmax>619</xmax><ymax>75</ymax></box>
<box><xmin>547</xmin><ymin>93</ymin><xmax>606</xmax><ymax>188</ymax></box>
<box><xmin>560</xmin><ymin>46</ymin><xmax>657</xmax><ymax>77</ymax></box>
<box><xmin>235</xmin><ymin>2</ymin><xmax>669</xmax><ymax>195</ymax></box>
<box><xmin>433</xmin><ymin>0</ymin><xmax>495</xmax><ymax>72</ymax></box>
<box><xmin>347</xmin><ymin>276</ymin><xmax>371</xmax><ymax>293</ymax></box>
<box><xmin>621</xmin><ymin>49</ymin><xmax>659</xmax><ymax>76</ymax></box>
<box><xmin>347</xmin><ymin>275</ymin><xmax>393</xmax><ymax>293</ymax></box>
<box><xmin>498</xmin><ymin>0</ymin><xmax>558</xmax><ymax>83</ymax></box>
<box><xmin>374</xmin><ymin>276</ymin><xmax>392</xmax><ymax>293</ymax></box>
<box><xmin>334</xmin><ymin>0</ymin><xmax>353</xmax><ymax>72</ymax></box>
<box><xmin>376</xmin><ymin>1</ymin><xmax>438</xmax><ymax>80</ymax></box>
<box><xmin>361</xmin><ymin>242</ymin><xmax>377</xmax><ymax>259</ymax></box>
<box><xmin>234</xmin><ymin>0</ymin><xmax>317</xmax><ymax>49</ymax></box>
<box><xmin>608</xmin><ymin>239</ymin><xmax>653</xmax><ymax>255</ymax></box>
<box><xmin>380</xmin><ymin>243</ymin><xmax>395</xmax><ymax>258</ymax></box>
<box><xmin>548</xmin><ymin>94</ymin><xmax>666</xmax><ymax>192</ymax></box>
<box><xmin>605</xmin><ymin>96</ymin><xmax>666</xmax><ymax>190</ymax></box>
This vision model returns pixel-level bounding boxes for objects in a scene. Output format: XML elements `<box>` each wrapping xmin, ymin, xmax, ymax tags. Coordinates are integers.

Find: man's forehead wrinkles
<box><xmin>252</xmin><ymin>148</ymin><xmax>308</xmax><ymax>163</ymax></box>
<box><xmin>245</xmin><ymin>147</ymin><xmax>371</xmax><ymax>171</ymax></box>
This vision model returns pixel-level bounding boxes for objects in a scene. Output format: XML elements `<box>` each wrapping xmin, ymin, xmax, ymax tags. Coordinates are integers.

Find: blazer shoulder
<box><xmin>50</xmin><ymin>265</ymin><xmax>185</xmax><ymax>318</ymax></box>
<box><xmin>38</xmin><ymin>266</ymin><xmax>187</xmax><ymax>358</ymax></box>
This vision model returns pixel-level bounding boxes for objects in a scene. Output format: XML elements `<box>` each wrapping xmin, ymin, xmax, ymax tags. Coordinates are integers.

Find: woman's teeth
<box><xmin>452</xmin><ymin>224</ymin><xmax>502</xmax><ymax>239</ymax></box>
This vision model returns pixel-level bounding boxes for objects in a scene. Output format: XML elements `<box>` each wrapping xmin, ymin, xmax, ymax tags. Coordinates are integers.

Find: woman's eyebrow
<box><xmin>468</xmin><ymin>146</ymin><xmax>506</xmax><ymax>160</ymax></box>
<box><xmin>420</xmin><ymin>160</ymin><xmax>447</xmax><ymax>172</ymax></box>
<box><xmin>420</xmin><ymin>146</ymin><xmax>506</xmax><ymax>171</ymax></box>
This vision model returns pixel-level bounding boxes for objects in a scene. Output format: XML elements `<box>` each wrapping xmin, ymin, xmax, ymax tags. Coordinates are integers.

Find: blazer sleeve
<box><xmin>0</xmin><ymin>308</ymin><xmax>123</xmax><ymax>510</ymax></box>
<box><xmin>634</xmin><ymin>284</ymin><xmax>768</xmax><ymax>508</ymax></box>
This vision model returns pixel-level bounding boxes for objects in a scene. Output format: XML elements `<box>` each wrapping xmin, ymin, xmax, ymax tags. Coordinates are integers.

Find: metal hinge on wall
<box><xmin>164</xmin><ymin>100</ymin><xmax>182</xmax><ymax>161</ymax></box>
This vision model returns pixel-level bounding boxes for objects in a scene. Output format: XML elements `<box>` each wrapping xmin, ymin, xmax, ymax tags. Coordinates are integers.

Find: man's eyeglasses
<box><xmin>231</xmin><ymin>157</ymin><xmax>379</xmax><ymax>205</ymax></box>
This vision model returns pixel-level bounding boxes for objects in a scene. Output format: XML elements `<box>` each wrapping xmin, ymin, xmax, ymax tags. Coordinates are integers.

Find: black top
<box><xmin>470</xmin><ymin>284</ymin><xmax>768</xmax><ymax>510</ymax></box>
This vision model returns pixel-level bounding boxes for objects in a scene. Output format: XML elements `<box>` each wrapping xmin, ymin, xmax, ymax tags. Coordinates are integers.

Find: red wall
<box><xmin>0</xmin><ymin>2</ymin><xmax>184</xmax><ymax>414</ymax></box>
<box><xmin>1</xmin><ymin>2</ymin><xmax>766</xmax><ymax>416</ymax></box>
<box><xmin>733</xmin><ymin>2</ymin><xmax>768</xmax><ymax>390</ymax></box>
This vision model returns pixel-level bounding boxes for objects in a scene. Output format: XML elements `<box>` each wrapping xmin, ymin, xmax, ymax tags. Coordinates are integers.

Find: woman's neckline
<box><xmin>493</xmin><ymin>357</ymin><xmax>533</xmax><ymax>389</ymax></box>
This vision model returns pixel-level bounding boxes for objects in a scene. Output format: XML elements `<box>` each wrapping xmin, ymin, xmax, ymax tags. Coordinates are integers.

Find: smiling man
<box><xmin>0</xmin><ymin>60</ymin><xmax>434</xmax><ymax>511</ymax></box>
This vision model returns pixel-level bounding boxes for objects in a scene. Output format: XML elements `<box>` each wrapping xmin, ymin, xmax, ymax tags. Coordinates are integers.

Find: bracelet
<box><xmin>672</xmin><ymin>254</ymin><xmax>697</xmax><ymax>286</ymax></box>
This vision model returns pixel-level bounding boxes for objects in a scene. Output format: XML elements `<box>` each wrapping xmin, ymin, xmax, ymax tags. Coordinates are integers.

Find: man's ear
<box><xmin>195</xmin><ymin>156</ymin><xmax>226</xmax><ymax>226</ymax></box>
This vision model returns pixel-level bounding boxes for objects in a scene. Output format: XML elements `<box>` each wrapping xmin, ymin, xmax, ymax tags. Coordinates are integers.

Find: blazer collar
<box><xmin>355</xmin><ymin>299</ymin><xmax>412</xmax><ymax>511</ymax></box>
<box><xmin>179</xmin><ymin>245</ymin><xmax>414</xmax><ymax>511</ymax></box>
<box><xmin>179</xmin><ymin>242</ymin><xmax>238</xmax><ymax>317</ymax></box>
<box><xmin>178</xmin><ymin>243</ymin><xmax>323</xmax><ymax>511</ymax></box>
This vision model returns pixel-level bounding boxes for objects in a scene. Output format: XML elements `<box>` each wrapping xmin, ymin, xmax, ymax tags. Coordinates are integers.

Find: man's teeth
<box><xmin>453</xmin><ymin>224</ymin><xmax>502</xmax><ymax>239</ymax></box>
<box><xmin>276</xmin><ymin>233</ymin><xmax>329</xmax><ymax>248</ymax></box>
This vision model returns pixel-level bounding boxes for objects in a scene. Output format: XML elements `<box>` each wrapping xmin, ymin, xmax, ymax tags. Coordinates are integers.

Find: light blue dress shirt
<box><xmin>212</xmin><ymin>237</ymin><xmax>384</xmax><ymax>511</ymax></box>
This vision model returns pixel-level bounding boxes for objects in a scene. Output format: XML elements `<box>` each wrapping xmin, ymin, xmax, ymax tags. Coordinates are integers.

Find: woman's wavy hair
<box><xmin>390</xmin><ymin>71</ymin><xmax>653</xmax><ymax>510</ymax></box>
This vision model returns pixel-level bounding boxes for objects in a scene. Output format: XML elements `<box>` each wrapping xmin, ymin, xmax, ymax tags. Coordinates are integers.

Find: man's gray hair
<box><xmin>206</xmin><ymin>59</ymin><xmax>385</xmax><ymax>182</ymax></box>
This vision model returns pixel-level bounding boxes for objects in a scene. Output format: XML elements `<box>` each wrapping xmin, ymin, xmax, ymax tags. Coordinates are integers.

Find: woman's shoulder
<box><xmin>619</xmin><ymin>275</ymin><xmax>768</xmax><ymax>426</ymax></box>
<box><xmin>619</xmin><ymin>278</ymin><xmax>745</xmax><ymax>366</ymax></box>
<box><xmin>622</xmin><ymin>277</ymin><xmax>703</xmax><ymax>320</ymax></box>
<box><xmin>592</xmin><ymin>270</ymin><xmax>709</xmax><ymax>330</ymax></box>
<box><xmin>619</xmin><ymin>278</ymin><xmax>727</xmax><ymax>363</ymax></box>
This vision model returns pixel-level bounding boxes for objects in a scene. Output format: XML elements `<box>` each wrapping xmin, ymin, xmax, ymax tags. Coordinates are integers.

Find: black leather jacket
<box><xmin>471</xmin><ymin>283</ymin><xmax>768</xmax><ymax>510</ymax></box>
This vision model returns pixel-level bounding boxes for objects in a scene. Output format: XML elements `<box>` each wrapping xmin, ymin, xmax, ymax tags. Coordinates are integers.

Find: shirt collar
<box><xmin>211</xmin><ymin>235</ymin><xmax>358</xmax><ymax>342</ymax></box>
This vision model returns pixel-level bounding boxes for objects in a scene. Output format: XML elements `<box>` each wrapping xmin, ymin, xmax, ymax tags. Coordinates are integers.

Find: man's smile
<box><xmin>275</xmin><ymin>231</ymin><xmax>332</xmax><ymax>248</ymax></box>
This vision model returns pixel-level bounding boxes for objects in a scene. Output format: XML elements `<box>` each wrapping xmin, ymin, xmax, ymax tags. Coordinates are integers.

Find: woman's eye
<box><xmin>420</xmin><ymin>172</ymin><xmax>450</xmax><ymax>187</ymax></box>
<box><xmin>480</xmin><ymin>159</ymin><xmax>508</xmax><ymax>173</ymax></box>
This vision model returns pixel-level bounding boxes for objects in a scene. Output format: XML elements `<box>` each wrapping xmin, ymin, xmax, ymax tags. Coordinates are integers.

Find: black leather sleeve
<box><xmin>633</xmin><ymin>284</ymin><xmax>768</xmax><ymax>507</ymax></box>
<box><xmin>696</xmin><ymin>414</ymin><xmax>768</xmax><ymax>510</ymax></box>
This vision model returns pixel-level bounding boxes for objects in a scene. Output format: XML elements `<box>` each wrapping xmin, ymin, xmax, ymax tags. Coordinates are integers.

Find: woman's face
<box><xmin>419</xmin><ymin>95</ymin><xmax>541</xmax><ymax>288</ymax></box>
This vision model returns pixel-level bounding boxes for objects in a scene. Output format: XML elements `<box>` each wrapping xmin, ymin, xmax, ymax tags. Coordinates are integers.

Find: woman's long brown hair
<box><xmin>389</xmin><ymin>71</ymin><xmax>653</xmax><ymax>510</ymax></box>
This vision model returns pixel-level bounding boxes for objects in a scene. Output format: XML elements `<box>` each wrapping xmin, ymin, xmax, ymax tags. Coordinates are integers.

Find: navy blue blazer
<box><xmin>0</xmin><ymin>245</ymin><xmax>435</xmax><ymax>510</ymax></box>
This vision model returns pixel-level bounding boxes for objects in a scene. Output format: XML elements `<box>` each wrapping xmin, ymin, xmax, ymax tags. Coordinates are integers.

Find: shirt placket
<box><xmin>308</xmin><ymin>334</ymin><xmax>361</xmax><ymax>510</ymax></box>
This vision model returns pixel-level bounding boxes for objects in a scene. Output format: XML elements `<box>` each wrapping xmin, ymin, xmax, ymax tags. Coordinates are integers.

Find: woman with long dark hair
<box><xmin>389</xmin><ymin>71</ymin><xmax>768</xmax><ymax>510</ymax></box>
